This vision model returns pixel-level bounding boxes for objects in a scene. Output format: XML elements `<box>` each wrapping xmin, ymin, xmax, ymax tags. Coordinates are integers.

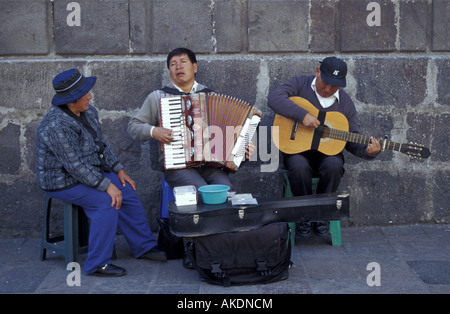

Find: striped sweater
<box><xmin>35</xmin><ymin>105</ymin><xmax>123</xmax><ymax>192</ymax></box>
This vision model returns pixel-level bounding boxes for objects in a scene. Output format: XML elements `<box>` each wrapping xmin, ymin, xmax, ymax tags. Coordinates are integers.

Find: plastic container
<box><xmin>198</xmin><ymin>184</ymin><xmax>230</xmax><ymax>204</ymax></box>
<box><xmin>173</xmin><ymin>185</ymin><xmax>197</xmax><ymax>206</ymax></box>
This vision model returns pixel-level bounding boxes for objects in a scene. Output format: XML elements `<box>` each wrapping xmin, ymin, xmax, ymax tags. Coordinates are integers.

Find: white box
<box><xmin>173</xmin><ymin>185</ymin><xmax>197</xmax><ymax>206</ymax></box>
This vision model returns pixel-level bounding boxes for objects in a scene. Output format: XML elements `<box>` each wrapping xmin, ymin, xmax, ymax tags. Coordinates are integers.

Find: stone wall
<box><xmin>0</xmin><ymin>0</ymin><xmax>448</xmax><ymax>238</ymax></box>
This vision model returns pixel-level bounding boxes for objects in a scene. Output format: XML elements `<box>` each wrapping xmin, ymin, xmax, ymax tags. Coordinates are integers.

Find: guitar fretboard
<box><xmin>324</xmin><ymin>126</ymin><xmax>401</xmax><ymax>152</ymax></box>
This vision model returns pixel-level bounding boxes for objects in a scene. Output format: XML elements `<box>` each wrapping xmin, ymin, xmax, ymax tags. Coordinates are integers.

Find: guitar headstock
<box><xmin>400</xmin><ymin>143</ymin><xmax>431</xmax><ymax>159</ymax></box>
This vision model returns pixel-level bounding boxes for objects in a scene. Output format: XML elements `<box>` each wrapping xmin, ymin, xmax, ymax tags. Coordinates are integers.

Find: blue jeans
<box><xmin>47</xmin><ymin>172</ymin><xmax>157</xmax><ymax>274</ymax></box>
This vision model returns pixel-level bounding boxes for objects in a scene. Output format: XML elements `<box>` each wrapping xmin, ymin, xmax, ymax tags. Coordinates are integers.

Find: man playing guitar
<box><xmin>268</xmin><ymin>57</ymin><xmax>381</xmax><ymax>236</ymax></box>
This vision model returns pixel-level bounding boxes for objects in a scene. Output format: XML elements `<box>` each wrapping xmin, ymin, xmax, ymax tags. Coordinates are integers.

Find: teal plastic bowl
<box><xmin>198</xmin><ymin>184</ymin><xmax>230</xmax><ymax>204</ymax></box>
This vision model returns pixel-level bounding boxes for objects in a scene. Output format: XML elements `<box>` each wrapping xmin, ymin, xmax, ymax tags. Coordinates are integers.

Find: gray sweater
<box><xmin>35</xmin><ymin>105</ymin><xmax>123</xmax><ymax>192</ymax></box>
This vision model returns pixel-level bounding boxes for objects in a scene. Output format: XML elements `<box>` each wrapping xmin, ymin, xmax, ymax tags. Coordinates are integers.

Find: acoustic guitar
<box><xmin>272</xmin><ymin>97</ymin><xmax>430</xmax><ymax>159</ymax></box>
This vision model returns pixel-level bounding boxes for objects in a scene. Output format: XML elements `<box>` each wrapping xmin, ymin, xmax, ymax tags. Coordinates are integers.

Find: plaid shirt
<box><xmin>35</xmin><ymin>105</ymin><xmax>123</xmax><ymax>192</ymax></box>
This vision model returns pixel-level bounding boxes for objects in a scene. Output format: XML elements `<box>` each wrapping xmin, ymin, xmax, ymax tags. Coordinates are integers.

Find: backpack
<box><xmin>185</xmin><ymin>223</ymin><xmax>292</xmax><ymax>286</ymax></box>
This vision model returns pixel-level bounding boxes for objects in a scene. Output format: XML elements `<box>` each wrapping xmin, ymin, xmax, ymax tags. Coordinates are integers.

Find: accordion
<box><xmin>160</xmin><ymin>93</ymin><xmax>262</xmax><ymax>172</ymax></box>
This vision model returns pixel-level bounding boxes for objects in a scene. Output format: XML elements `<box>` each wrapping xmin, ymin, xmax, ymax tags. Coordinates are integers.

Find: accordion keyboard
<box><xmin>160</xmin><ymin>96</ymin><xmax>187</xmax><ymax>169</ymax></box>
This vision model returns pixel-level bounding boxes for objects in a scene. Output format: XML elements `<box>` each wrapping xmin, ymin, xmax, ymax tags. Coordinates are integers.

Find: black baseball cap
<box><xmin>319</xmin><ymin>57</ymin><xmax>347</xmax><ymax>87</ymax></box>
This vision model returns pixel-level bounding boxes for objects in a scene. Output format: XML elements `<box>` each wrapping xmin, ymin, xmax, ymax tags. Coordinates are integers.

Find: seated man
<box><xmin>36</xmin><ymin>69</ymin><xmax>167</xmax><ymax>277</ymax></box>
<box><xmin>128</xmin><ymin>48</ymin><xmax>256</xmax><ymax>268</ymax></box>
<box><xmin>267</xmin><ymin>57</ymin><xmax>381</xmax><ymax>236</ymax></box>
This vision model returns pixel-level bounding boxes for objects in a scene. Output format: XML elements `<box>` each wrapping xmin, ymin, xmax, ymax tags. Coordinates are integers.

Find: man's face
<box><xmin>169</xmin><ymin>53</ymin><xmax>197</xmax><ymax>87</ymax></box>
<box><xmin>314</xmin><ymin>68</ymin><xmax>340</xmax><ymax>98</ymax></box>
<box><xmin>71</xmin><ymin>92</ymin><xmax>92</xmax><ymax>114</ymax></box>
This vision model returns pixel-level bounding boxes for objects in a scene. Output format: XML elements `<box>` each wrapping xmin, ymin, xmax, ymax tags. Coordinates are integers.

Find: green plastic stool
<box><xmin>40</xmin><ymin>195</ymin><xmax>117</xmax><ymax>265</ymax></box>
<box><xmin>40</xmin><ymin>195</ymin><xmax>89</xmax><ymax>264</ymax></box>
<box><xmin>283</xmin><ymin>174</ymin><xmax>342</xmax><ymax>246</ymax></box>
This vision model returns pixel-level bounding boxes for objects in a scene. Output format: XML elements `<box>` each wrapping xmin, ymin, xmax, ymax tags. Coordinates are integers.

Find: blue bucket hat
<box><xmin>51</xmin><ymin>69</ymin><xmax>96</xmax><ymax>106</ymax></box>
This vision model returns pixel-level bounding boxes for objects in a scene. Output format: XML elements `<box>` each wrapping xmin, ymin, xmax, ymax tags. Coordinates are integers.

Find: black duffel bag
<box><xmin>157</xmin><ymin>218</ymin><xmax>184</xmax><ymax>259</ymax></box>
<box><xmin>186</xmin><ymin>223</ymin><xmax>292</xmax><ymax>286</ymax></box>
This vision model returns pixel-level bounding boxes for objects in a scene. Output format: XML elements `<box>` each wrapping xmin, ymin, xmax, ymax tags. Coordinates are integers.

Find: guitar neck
<box><xmin>326</xmin><ymin>127</ymin><xmax>401</xmax><ymax>152</ymax></box>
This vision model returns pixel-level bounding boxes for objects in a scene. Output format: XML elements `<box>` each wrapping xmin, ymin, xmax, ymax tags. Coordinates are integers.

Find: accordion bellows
<box><xmin>160</xmin><ymin>93</ymin><xmax>262</xmax><ymax>172</ymax></box>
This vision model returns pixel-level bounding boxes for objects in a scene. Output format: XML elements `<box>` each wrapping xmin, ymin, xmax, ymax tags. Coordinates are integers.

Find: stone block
<box><xmin>354</xmin><ymin>57</ymin><xmax>428</xmax><ymax>107</ymax></box>
<box><xmin>433</xmin><ymin>170</ymin><xmax>450</xmax><ymax>223</ymax></box>
<box><xmin>54</xmin><ymin>0</ymin><xmax>130</xmax><ymax>54</ymax></box>
<box><xmin>151</xmin><ymin>0</ymin><xmax>214</xmax><ymax>53</ymax></box>
<box><xmin>214</xmin><ymin>0</ymin><xmax>243</xmax><ymax>53</ymax></box>
<box><xmin>0</xmin><ymin>177</ymin><xmax>43</xmax><ymax>238</ymax></box>
<box><xmin>432</xmin><ymin>0</ymin><xmax>450</xmax><ymax>51</ymax></box>
<box><xmin>340</xmin><ymin>0</ymin><xmax>396</xmax><ymax>52</ymax></box>
<box><xmin>436</xmin><ymin>58</ymin><xmax>450</xmax><ymax>106</ymax></box>
<box><xmin>268</xmin><ymin>57</ymin><xmax>319</xmax><ymax>92</ymax></box>
<box><xmin>129</xmin><ymin>0</ymin><xmax>150</xmax><ymax>54</ymax></box>
<box><xmin>248</xmin><ymin>0</ymin><xmax>309</xmax><ymax>52</ymax></box>
<box><xmin>352</xmin><ymin>171</ymin><xmax>427</xmax><ymax>225</ymax></box>
<box><xmin>310</xmin><ymin>0</ymin><xmax>337</xmax><ymax>52</ymax></box>
<box><xmin>0</xmin><ymin>0</ymin><xmax>49</xmax><ymax>55</ymax></box>
<box><xmin>24</xmin><ymin>120</ymin><xmax>39</xmax><ymax>174</ymax></box>
<box><xmin>0</xmin><ymin>61</ymin><xmax>86</xmax><ymax>110</ymax></box>
<box><xmin>406</xmin><ymin>112</ymin><xmax>433</xmax><ymax>160</ymax></box>
<box><xmin>429</xmin><ymin>113</ymin><xmax>450</xmax><ymax>163</ymax></box>
<box><xmin>399</xmin><ymin>0</ymin><xmax>428</xmax><ymax>51</ymax></box>
<box><xmin>197</xmin><ymin>58</ymin><xmax>260</xmax><ymax>105</ymax></box>
<box><xmin>0</xmin><ymin>123</ymin><xmax>21</xmax><ymax>175</ymax></box>
<box><xmin>89</xmin><ymin>60</ymin><xmax>165</xmax><ymax>110</ymax></box>
<box><xmin>100</xmin><ymin>115</ymin><xmax>142</xmax><ymax>169</ymax></box>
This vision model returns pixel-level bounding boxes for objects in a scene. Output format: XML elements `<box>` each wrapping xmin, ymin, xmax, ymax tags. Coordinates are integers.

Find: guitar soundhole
<box><xmin>321</xmin><ymin>125</ymin><xmax>330</xmax><ymax>139</ymax></box>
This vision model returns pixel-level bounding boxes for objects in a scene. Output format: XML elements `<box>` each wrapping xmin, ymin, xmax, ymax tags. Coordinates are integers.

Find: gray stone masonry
<box><xmin>0</xmin><ymin>0</ymin><xmax>449</xmax><ymax>238</ymax></box>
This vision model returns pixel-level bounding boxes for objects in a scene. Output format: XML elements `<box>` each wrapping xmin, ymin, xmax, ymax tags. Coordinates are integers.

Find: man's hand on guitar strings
<box><xmin>367</xmin><ymin>137</ymin><xmax>381</xmax><ymax>155</ymax></box>
<box><xmin>302</xmin><ymin>113</ymin><xmax>321</xmax><ymax>128</ymax></box>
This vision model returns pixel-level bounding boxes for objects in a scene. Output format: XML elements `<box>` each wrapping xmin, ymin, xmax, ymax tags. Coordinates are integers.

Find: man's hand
<box><xmin>153</xmin><ymin>127</ymin><xmax>173</xmax><ymax>144</ymax></box>
<box><xmin>106</xmin><ymin>183</ymin><xmax>122</xmax><ymax>210</ymax></box>
<box><xmin>117</xmin><ymin>169</ymin><xmax>136</xmax><ymax>190</ymax></box>
<box><xmin>367</xmin><ymin>137</ymin><xmax>381</xmax><ymax>155</ymax></box>
<box><xmin>302</xmin><ymin>113</ymin><xmax>320</xmax><ymax>128</ymax></box>
<box><xmin>245</xmin><ymin>141</ymin><xmax>256</xmax><ymax>160</ymax></box>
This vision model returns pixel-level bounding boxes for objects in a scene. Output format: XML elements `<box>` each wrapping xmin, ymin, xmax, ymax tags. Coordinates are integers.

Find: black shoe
<box><xmin>90</xmin><ymin>264</ymin><xmax>127</xmax><ymax>277</ymax></box>
<box><xmin>141</xmin><ymin>246</ymin><xmax>167</xmax><ymax>262</ymax></box>
<box><xmin>313</xmin><ymin>221</ymin><xmax>329</xmax><ymax>237</ymax></box>
<box><xmin>296</xmin><ymin>222</ymin><xmax>312</xmax><ymax>237</ymax></box>
<box><xmin>183</xmin><ymin>255</ymin><xmax>194</xmax><ymax>269</ymax></box>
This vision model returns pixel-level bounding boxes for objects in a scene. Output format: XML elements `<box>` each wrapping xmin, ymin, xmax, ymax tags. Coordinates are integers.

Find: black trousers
<box><xmin>283</xmin><ymin>151</ymin><xmax>344</xmax><ymax>196</ymax></box>
<box><xmin>164</xmin><ymin>166</ymin><xmax>233</xmax><ymax>190</ymax></box>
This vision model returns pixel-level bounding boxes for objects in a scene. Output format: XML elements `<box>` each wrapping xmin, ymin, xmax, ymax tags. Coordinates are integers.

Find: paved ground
<box><xmin>1</xmin><ymin>223</ymin><xmax>449</xmax><ymax>294</ymax></box>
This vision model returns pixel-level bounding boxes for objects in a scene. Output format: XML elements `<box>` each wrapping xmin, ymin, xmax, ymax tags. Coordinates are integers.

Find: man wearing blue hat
<box><xmin>35</xmin><ymin>69</ymin><xmax>167</xmax><ymax>277</ymax></box>
<box><xmin>268</xmin><ymin>57</ymin><xmax>381</xmax><ymax>236</ymax></box>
